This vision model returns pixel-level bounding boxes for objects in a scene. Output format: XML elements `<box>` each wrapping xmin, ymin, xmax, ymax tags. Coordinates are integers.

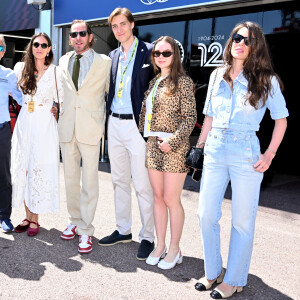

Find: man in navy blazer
<box><xmin>98</xmin><ymin>7</ymin><xmax>155</xmax><ymax>260</ymax></box>
<box><xmin>106</xmin><ymin>36</ymin><xmax>154</xmax><ymax>129</ymax></box>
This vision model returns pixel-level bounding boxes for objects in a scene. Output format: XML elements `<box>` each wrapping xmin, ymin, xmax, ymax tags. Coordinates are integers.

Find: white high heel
<box><xmin>157</xmin><ymin>250</ymin><xmax>183</xmax><ymax>270</ymax></box>
<box><xmin>146</xmin><ymin>248</ymin><xmax>167</xmax><ymax>266</ymax></box>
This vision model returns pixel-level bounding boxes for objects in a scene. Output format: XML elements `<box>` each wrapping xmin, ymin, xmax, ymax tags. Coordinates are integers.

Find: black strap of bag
<box><xmin>54</xmin><ymin>66</ymin><xmax>60</xmax><ymax>121</ymax></box>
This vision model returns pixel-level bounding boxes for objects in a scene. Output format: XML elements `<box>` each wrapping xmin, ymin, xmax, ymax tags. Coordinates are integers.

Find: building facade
<box><xmin>2</xmin><ymin>0</ymin><xmax>298</xmax><ymax>177</ymax></box>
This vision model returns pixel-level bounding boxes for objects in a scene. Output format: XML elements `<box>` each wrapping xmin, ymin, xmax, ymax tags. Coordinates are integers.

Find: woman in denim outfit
<box><xmin>195</xmin><ymin>22</ymin><xmax>288</xmax><ymax>299</ymax></box>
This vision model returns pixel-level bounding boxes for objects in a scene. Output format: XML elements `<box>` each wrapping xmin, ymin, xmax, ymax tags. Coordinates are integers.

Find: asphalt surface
<box><xmin>0</xmin><ymin>163</ymin><xmax>299</xmax><ymax>300</ymax></box>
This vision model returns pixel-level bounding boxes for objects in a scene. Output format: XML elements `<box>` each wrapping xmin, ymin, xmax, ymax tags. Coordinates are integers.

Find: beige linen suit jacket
<box><xmin>58</xmin><ymin>50</ymin><xmax>111</xmax><ymax>145</ymax></box>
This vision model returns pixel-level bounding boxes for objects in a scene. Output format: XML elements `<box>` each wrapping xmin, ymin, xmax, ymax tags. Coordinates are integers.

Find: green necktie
<box><xmin>72</xmin><ymin>54</ymin><xmax>82</xmax><ymax>91</ymax></box>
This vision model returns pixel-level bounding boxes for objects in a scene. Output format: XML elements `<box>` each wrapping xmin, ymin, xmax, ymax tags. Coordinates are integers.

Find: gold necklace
<box><xmin>35</xmin><ymin>65</ymin><xmax>46</xmax><ymax>81</ymax></box>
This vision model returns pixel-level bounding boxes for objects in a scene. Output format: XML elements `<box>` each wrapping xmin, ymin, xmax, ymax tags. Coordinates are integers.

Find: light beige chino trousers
<box><xmin>108</xmin><ymin>115</ymin><xmax>154</xmax><ymax>242</ymax></box>
<box><xmin>60</xmin><ymin>134</ymin><xmax>100</xmax><ymax>236</ymax></box>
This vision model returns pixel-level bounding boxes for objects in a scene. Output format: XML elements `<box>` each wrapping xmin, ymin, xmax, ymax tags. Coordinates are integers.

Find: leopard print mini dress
<box><xmin>139</xmin><ymin>75</ymin><xmax>197</xmax><ymax>173</ymax></box>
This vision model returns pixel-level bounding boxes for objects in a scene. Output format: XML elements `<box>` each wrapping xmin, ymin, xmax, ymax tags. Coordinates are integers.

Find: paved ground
<box><xmin>0</xmin><ymin>163</ymin><xmax>299</xmax><ymax>300</ymax></box>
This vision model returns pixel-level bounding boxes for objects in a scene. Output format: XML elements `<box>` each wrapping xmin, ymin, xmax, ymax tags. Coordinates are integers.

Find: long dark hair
<box><xmin>151</xmin><ymin>36</ymin><xmax>186</xmax><ymax>95</ymax></box>
<box><xmin>18</xmin><ymin>32</ymin><xmax>53</xmax><ymax>95</ymax></box>
<box><xmin>223</xmin><ymin>21</ymin><xmax>283</xmax><ymax>108</ymax></box>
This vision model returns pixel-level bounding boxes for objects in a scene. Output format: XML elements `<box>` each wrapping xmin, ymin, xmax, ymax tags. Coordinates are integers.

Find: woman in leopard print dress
<box><xmin>139</xmin><ymin>36</ymin><xmax>196</xmax><ymax>269</ymax></box>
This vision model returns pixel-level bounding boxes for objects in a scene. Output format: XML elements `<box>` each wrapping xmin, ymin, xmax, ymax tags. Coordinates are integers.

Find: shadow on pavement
<box><xmin>0</xmin><ymin>228</ymin><xmax>82</xmax><ymax>280</ymax></box>
<box><xmin>0</xmin><ymin>234</ymin><xmax>293</xmax><ymax>299</ymax></box>
<box><xmin>83</xmin><ymin>241</ymin><xmax>292</xmax><ymax>300</ymax></box>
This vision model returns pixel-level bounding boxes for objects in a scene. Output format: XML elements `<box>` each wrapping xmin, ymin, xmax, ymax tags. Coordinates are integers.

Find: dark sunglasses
<box><xmin>33</xmin><ymin>42</ymin><xmax>48</xmax><ymax>49</ymax></box>
<box><xmin>152</xmin><ymin>51</ymin><xmax>173</xmax><ymax>58</ymax></box>
<box><xmin>69</xmin><ymin>31</ymin><xmax>87</xmax><ymax>38</ymax></box>
<box><xmin>232</xmin><ymin>33</ymin><xmax>251</xmax><ymax>46</ymax></box>
<box><xmin>0</xmin><ymin>45</ymin><xmax>4</xmax><ymax>51</ymax></box>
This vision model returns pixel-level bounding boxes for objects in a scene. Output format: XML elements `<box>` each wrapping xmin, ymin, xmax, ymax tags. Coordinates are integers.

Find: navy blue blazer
<box><xmin>106</xmin><ymin>40</ymin><xmax>154</xmax><ymax>128</ymax></box>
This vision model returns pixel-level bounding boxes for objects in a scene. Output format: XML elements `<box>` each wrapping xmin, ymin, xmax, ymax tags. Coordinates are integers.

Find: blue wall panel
<box><xmin>54</xmin><ymin>0</ymin><xmax>231</xmax><ymax>25</ymax></box>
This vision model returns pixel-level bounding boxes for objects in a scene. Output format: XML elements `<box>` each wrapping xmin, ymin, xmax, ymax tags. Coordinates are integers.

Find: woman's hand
<box><xmin>254</xmin><ymin>118</ymin><xmax>287</xmax><ymax>173</ymax></box>
<box><xmin>51</xmin><ymin>105</ymin><xmax>58</xmax><ymax>119</ymax></box>
<box><xmin>157</xmin><ymin>137</ymin><xmax>171</xmax><ymax>153</ymax></box>
<box><xmin>253</xmin><ymin>152</ymin><xmax>275</xmax><ymax>173</ymax></box>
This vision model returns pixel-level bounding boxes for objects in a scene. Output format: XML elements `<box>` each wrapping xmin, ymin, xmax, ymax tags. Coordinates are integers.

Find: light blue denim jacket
<box><xmin>203</xmin><ymin>67</ymin><xmax>289</xmax><ymax>131</ymax></box>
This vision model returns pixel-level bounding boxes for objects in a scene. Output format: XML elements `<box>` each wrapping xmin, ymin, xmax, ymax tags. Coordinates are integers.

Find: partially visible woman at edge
<box><xmin>139</xmin><ymin>36</ymin><xmax>196</xmax><ymax>270</ymax></box>
<box><xmin>11</xmin><ymin>32</ymin><xmax>63</xmax><ymax>236</ymax></box>
<box><xmin>194</xmin><ymin>22</ymin><xmax>288</xmax><ymax>299</ymax></box>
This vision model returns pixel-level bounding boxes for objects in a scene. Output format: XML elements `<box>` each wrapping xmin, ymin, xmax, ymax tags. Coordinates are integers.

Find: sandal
<box><xmin>195</xmin><ymin>269</ymin><xmax>225</xmax><ymax>291</ymax></box>
<box><xmin>27</xmin><ymin>221</ymin><xmax>40</xmax><ymax>236</ymax></box>
<box><xmin>210</xmin><ymin>285</ymin><xmax>243</xmax><ymax>299</ymax></box>
<box><xmin>14</xmin><ymin>219</ymin><xmax>31</xmax><ymax>233</ymax></box>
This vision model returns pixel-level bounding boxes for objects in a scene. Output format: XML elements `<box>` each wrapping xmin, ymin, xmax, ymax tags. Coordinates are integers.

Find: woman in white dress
<box><xmin>11</xmin><ymin>32</ymin><xmax>63</xmax><ymax>236</ymax></box>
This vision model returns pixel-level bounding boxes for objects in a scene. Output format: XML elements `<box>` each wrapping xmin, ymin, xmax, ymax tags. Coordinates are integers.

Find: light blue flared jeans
<box><xmin>197</xmin><ymin>128</ymin><xmax>263</xmax><ymax>286</ymax></box>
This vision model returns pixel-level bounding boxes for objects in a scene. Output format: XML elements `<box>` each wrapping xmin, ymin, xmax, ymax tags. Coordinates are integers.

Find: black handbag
<box><xmin>185</xmin><ymin>69</ymin><xmax>218</xmax><ymax>171</ymax></box>
<box><xmin>185</xmin><ymin>146</ymin><xmax>204</xmax><ymax>170</ymax></box>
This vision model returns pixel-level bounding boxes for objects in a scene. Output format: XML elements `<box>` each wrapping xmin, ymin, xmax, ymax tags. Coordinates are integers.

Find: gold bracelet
<box><xmin>266</xmin><ymin>148</ymin><xmax>276</xmax><ymax>156</ymax></box>
<box><xmin>197</xmin><ymin>141</ymin><xmax>205</xmax><ymax>147</ymax></box>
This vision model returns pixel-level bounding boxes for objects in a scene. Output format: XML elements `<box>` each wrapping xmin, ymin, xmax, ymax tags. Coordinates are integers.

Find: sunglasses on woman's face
<box><xmin>0</xmin><ymin>45</ymin><xmax>4</xmax><ymax>52</ymax></box>
<box><xmin>232</xmin><ymin>33</ymin><xmax>250</xmax><ymax>46</ymax></box>
<box><xmin>152</xmin><ymin>51</ymin><xmax>173</xmax><ymax>58</ymax></box>
<box><xmin>69</xmin><ymin>31</ymin><xmax>87</xmax><ymax>38</ymax></box>
<box><xmin>33</xmin><ymin>42</ymin><xmax>48</xmax><ymax>49</ymax></box>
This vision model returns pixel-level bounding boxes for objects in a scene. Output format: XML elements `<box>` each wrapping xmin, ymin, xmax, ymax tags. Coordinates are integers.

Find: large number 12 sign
<box><xmin>198</xmin><ymin>42</ymin><xmax>223</xmax><ymax>67</ymax></box>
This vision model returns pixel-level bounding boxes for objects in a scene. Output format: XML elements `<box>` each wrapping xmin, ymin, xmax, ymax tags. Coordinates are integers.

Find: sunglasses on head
<box><xmin>152</xmin><ymin>51</ymin><xmax>173</xmax><ymax>58</ymax></box>
<box><xmin>232</xmin><ymin>33</ymin><xmax>252</xmax><ymax>46</ymax></box>
<box><xmin>33</xmin><ymin>42</ymin><xmax>48</xmax><ymax>49</ymax></box>
<box><xmin>69</xmin><ymin>31</ymin><xmax>88</xmax><ymax>38</ymax></box>
<box><xmin>0</xmin><ymin>45</ymin><xmax>4</xmax><ymax>52</ymax></box>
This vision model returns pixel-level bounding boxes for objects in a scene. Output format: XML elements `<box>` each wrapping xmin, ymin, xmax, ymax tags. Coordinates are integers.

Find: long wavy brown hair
<box><xmin>18</xmin><ymin>32</ymin><xmax>53</xmax><ymax>95</ymax></box>
<box><xmin>223</xmin><ymin>21</ymin><xmax>283</xmax><ymax>108</ymax></box>
<box><xmin>151</xmin><ymin>36</ymin><xmax>186</xmax><ymax>95</ymax></box>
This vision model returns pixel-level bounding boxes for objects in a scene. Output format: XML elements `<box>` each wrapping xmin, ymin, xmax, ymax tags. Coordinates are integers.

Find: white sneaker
<box><xmin>60</xmin><ymin>224</ymin><xmax>77</xmax><ymax>240</ymax></box>
<box><xmin>78</xmin><ymin>234</ymin><xmax>93</xmax><ymax>254</ymax></box>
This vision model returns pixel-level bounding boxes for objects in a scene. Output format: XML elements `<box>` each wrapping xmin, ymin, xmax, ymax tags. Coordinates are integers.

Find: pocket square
<box><xmin>142</xmin><ymin>64</ymin><xmax>150</xmax><ymax>68</ymax></box>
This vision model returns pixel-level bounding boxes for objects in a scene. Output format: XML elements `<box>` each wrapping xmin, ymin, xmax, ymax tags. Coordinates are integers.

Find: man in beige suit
<box><xmin>58</xmin><ymin>20</ymin><xmax>111</xmax><ymax>254</ymax></box>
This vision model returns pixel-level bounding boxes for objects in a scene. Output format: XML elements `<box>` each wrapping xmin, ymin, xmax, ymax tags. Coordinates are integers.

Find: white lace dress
<box><xmin>11</xmin><ymin>63</ymin><xmax>63</xmax><ymax>214</ymax></box>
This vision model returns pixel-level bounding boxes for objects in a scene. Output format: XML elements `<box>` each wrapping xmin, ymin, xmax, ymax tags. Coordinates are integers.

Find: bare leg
<box><xmin>25</xmin><ymin>203</ymin><xmax>39</xmax><ymax>228</ymax></box>
<box><xmin>148</xmin><ymin>169</ymin><xmax>167</xmax><ymax>257</ymax></box>
<box><xmin>16</xmin><ymin>201</ymin><xmax>32</xmax><ymax>227</ymax></box>
<box><xmin>163</xmin><ymin>172</ymin><xmax>186</xmax><ymax>263</ymax></box>
<box><xmin>29</xmin><ymin>213</ymin><xmax>39</xmax><ymax>228</ymax></box>
<box><xmin>24</xmin><ymin>203</ymin><xmax>32</xmax><ymax>223</ymax></box>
